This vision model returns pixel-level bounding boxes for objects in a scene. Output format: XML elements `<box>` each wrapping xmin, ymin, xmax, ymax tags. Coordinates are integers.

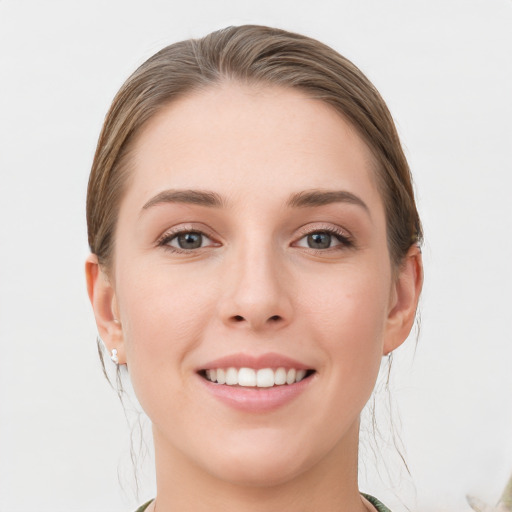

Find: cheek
<box><xmin>301</xmin><ymin>259</ymin><xmax>390</xmax><ymax>336</ymax></box>
<box><xmin>115</xmin><ymin>264</ymin><xmax>217</xmax><ymax>409</ymax></box>
<box><xmin>119</xmin><ymin>260</ymin><xmax>215</xmax><ymax>339</ymax></box>
<box><xmin>300</xmin><ymin>263</ymin><xmax>390</xmax><ymax>387</ymax></box>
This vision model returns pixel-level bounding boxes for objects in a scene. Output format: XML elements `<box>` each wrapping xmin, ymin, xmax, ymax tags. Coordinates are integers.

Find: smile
<box><xmin>197</xmin><ymin>353</ymin><xmax>316</xmax><ymax>411</ymax></box>
<box><xmin>202</xmin><ymin>367</ymin><xmax>313</xmax><ymax>387</ymax></box>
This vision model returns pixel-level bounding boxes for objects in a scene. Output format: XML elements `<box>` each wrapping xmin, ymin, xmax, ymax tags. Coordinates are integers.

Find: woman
<box><xmin>85</xmin><ymin>25</ymin><xmax>423</xmax><ymax>512</ymax></box>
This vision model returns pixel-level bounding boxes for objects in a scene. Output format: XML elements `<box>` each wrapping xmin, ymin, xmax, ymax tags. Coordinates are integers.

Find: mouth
<box><xmin>198</xmin><ymin>367</ymin><xmax>316</xmax><ymax>388</ymax></box>
<box><xmin>197</xmin><ymin>354</ymin><xmax>316</xmax><ymax>412</ymax></box>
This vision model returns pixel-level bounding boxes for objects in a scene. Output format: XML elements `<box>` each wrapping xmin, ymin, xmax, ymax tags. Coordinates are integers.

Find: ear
<box><xmin>85</xmin><ymin>254</ymin><xmax>126</xmax><ymax>365</ymax></box>
<box><xmin>383</xmin><ymin>245</ymin><xmax>423</xmax><ymax>355</ymax></box>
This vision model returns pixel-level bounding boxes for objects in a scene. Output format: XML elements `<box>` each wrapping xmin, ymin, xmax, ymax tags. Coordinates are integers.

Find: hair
<box><xmin>87</xmin><ymin>24</ymin><xmax>422</xmax><ymax>272</ymax></box>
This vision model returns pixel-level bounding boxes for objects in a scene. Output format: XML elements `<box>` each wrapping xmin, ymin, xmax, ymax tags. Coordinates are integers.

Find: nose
<box><xmin>218</xmin><ymin>241</ymin><xmax>294</xmax><ymax>332</ymax></box>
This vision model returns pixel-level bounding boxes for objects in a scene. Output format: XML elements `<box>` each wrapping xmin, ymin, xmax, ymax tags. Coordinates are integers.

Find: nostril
<box><xmin>228</xmin><ymin>314</ymin><xmax>284</xmax><ymax>326</ymax></box>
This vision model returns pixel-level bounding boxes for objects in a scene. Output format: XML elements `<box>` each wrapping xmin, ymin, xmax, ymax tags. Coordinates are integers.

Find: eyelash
<box><xmin>156</xmin><ymin>225</ymin><xmax>354</xmax><ymax>254</ymax></box>
<box><xmin>156</xmin><ymin>227</ymin><xmax>217</xmax><ymax>254</ymax></box>
<box><xmin>294</xmin><ymin>225</ymin><xmax>354</xmax><ymax>252</ymax></box>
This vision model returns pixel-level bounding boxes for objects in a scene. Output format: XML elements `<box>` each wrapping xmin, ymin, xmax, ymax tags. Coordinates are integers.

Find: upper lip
<box><xmin>198</xmin><ymin>352</ymin><xmax>313</xmax><ymax>371</ymax></box>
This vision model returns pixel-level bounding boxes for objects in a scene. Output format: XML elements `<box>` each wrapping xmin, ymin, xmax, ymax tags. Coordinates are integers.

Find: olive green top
<box><xmin>134</xmin><ymin>494</ymin><xmax>391</xmax><ymax>511</ymax></box>
<box><xmin>362</xmin><ymin>493</ymin><xmax>392</xmax><ymax>512</ymax></box>
<box><xmin>134</xmin><ymin>500</ymin><xmax>153</xmax><ymax>512</ymax></box>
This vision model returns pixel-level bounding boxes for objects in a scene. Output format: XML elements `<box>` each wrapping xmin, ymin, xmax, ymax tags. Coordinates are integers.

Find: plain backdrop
<box><xmin>0</xmin><ymin>1</ymin><xmax>511</xmax><ymax>511</ymax></box>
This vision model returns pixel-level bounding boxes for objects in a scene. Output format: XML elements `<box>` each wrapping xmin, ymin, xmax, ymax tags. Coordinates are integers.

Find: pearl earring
<box><xmin>110</xmin><ymin>348</ymin><xmax>119</xmax><ymax>365</ymax></box>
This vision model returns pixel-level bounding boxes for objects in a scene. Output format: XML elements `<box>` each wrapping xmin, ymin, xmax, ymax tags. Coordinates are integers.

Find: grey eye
<box><xmin>307</xmin><ymin>232</ymin><xmax>332</xmax><ymax>249</ymax></box>
<box><xmin>174</xmin><ymin>232</ymin><xmax>204</xmax><ymax>249</ymax></box>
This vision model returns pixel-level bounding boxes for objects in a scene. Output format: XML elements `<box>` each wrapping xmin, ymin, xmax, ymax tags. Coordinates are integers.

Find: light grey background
<box><xmin>0</xmin><ymin>1</ymin><xmax>511</xmax><ymax>511</ymax></box>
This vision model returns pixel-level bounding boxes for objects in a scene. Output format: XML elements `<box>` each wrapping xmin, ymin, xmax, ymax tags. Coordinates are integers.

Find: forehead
<box><xmin>126</xmin><ymin>82</ymin><xmax>382</xmax><ymax>212</ymax></box>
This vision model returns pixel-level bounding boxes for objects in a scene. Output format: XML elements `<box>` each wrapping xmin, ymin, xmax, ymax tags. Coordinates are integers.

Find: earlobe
<box><xmin>383</xmin><ymin>245</ymin><xmax>424</xmax><ymax>355</ymax></box>
<box><xmin>85</xmin><ymin>254</ymin><xmax>126</xmax><ymax>365</ymax></box>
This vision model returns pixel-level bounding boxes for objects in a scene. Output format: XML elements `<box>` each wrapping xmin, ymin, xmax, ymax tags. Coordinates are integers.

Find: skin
<box><xmin>86</xmin><ymin>83</ymin><xmax>423</xmax><ymax>512</ymax></box>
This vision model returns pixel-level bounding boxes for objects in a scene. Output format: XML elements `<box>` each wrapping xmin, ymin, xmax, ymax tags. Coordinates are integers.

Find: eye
<box><xmin>306</xmin><ymin>232</ymin><xmax>335</xmax><ymax>249</ymax></box>
<box><xmin>297</xmin><ymin>231</ymin><xmax>340</xmax><ymax>249</ymax></box>
<box><xmin>160</xmin><ymin>231</ymin><xmax>215</xmax><ymax>251</ymax></box>
<box><xmin>294</xmin><ymin>228</ymin><xmax>352</xmax><ymax>250</ymax></box>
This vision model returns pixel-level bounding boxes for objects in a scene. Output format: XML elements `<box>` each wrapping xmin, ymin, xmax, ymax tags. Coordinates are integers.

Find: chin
<box><xmin>208</xmin><ymin>453</ymin><xmax>308</xmax><ymax>488</ymax></box>
<box><xmin>196</xmin><ymin>429</ymin><xmax>323</xmax><ymax>488</ymax></box>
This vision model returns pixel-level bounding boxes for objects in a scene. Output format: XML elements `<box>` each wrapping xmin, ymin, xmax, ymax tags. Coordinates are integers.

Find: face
<box><xmin>95</xmin><ymin>83</ymin><xmax>415</xmax><ymax>487</ymax></box>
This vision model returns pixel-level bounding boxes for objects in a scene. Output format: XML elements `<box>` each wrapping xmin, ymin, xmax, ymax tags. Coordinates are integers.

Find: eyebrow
<box><xmin>286</xmin><ymin>189</ymin><xmax>370</xmax><ymax>214</ymax></box>
<box><xmin>142</xmin><ymin>189</ymin><xmax>225</xmax><ymax>211</ymax></box>
<box><xmin>141</xmin><ymin>188</ymin><xmax>369</xmax><ymax>215</ymax></box>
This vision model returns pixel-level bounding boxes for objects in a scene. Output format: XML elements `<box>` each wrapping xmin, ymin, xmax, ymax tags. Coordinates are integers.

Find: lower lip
<box><xmin>197</xmin><ymin>374</ymin><xmax>314</xmax><ymax>413</ymax></box>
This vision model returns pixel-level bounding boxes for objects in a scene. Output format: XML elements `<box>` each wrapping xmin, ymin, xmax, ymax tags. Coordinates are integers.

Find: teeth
<box><xmin>296</xmin><ymin>369</ymin><xmax>306</xmax><ymax>382</ymax></box>
<box><xmin>286</xmin><ymin>368</ymin><xmax>296</xmax><ymax>385</ymax></box>
<box><xmin>256</xmin><ymin>368</ymin><xmax>274</xmax><ymax>388</ymax></box>
<box><xmin>216</xmin><ymin>368</ymin><xmax>226</xmax><ymax>385</ymax></box>
<box><xmin>204</xmin><ymin>367</ymin><xmax>311</xmax><ymax>387</ymax></box>
<box><xmin>274</xmin><ymin>367</ymin><xmax>287</xmax><ymax>385</ymax></box>
<box><xmin>225</xmin><ymin>367</ymin><xmax>238</xmax><ymax>385</ymax></box>
<box><xmin>238</xmin><ymin>367</ymin><xmax>256</xmax><ymax>386</ymax></box>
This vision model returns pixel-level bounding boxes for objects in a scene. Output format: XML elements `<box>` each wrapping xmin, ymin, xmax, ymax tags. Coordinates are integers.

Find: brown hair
<box><xmin>87</xmin><ymin>25</ymin><xmax>422</xmax><ymax>269</ymax></box>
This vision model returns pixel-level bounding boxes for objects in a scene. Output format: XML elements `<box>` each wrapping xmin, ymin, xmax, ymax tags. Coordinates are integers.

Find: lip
<box><xmin>196</xmin><ymin>352</ymin><xmax>315</xmax><ymax>413</ymax></box>
<box><xmin>198</xmin><ymin>352</ymin><xmax>312</xmax><ymax>371</ymax></box>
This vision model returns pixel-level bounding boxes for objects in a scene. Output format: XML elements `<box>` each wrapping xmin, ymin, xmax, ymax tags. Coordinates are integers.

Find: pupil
<box><xmin>308</xmin><ymin>232</ymin><xmax>331</xmax><ymax>249</ymax></box>
<box><xmin>178</xmin><ymin>232</ymin><xmax>202</xmax><ymax>249</ymax></box>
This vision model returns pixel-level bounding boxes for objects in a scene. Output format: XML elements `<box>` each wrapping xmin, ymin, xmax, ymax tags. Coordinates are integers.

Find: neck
<box><xmin>151</xmin><ymin>420</ymin><xmax>369</xmax><ymax>512</ymax></box>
